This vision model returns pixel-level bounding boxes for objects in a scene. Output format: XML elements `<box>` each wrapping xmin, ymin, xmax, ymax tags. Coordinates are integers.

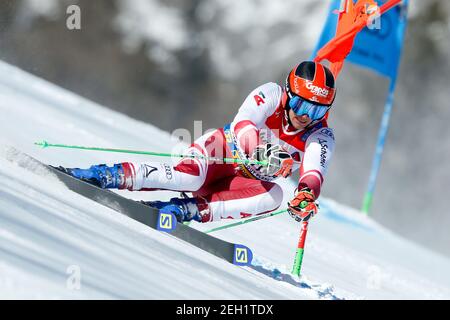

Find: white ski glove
<box><xmin>251</xmin><ymin>143</ymin><xmax>294</xmax><ymax>178</ymax></box>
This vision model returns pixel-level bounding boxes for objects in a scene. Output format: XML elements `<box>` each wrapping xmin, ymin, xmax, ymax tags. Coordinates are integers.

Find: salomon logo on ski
<box><xmin>157</xmin><ymin>209</ymin><xmax>177</xmax><ymax>232</ymax></box>
<box><xmin>233</xmin><ymin>245</ymin><xmax>253</xmax><ymax>266</ymax></box>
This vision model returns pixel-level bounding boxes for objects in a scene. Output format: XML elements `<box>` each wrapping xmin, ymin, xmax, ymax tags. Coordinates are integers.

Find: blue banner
<box><xmin>312</xmin><ymin>0</ymin><xmax>409</xmax><ymax>215</ymax></box>
<box><xmin>313</xmin><ymin>0</ymin><xmax>408</xmax><ymax>81</ymax></box>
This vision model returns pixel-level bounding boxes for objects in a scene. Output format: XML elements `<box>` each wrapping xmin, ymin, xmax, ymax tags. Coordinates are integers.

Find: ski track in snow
<box><xmin>1</xmin><ymin>60</ymin><xmax>450</xmax><ymax>299</ymax></box>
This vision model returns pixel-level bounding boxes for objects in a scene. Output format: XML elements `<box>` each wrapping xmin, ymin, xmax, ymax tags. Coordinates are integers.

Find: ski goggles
<box><xmin>289</xmin><ymin>96</ymin><xmax>331</xmax><ymax>121</ymax></box>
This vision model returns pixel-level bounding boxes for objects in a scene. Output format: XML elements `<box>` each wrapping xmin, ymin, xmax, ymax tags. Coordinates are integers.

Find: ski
<box><xmin>6</xmin><ymin>148</ymin><xmax>253</xmax><ymax>266</ymax></box>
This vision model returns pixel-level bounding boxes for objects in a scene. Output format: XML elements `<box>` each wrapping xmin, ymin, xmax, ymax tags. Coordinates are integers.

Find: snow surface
<box><xmin>1</xmin><ymin>60</ymin><xmax>450</xmax><ymax>299</ymax></box>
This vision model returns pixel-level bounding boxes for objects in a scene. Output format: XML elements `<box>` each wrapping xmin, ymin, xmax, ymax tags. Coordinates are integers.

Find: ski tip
<box><xmin>233</xmin><ymin>244</ymin><xmax>253</xmax><ymax>266</ymax></box>
<box><xmin>157</xmin><ymin>208</ymin><xmax>178</xmax><ymax>233</ymax></box>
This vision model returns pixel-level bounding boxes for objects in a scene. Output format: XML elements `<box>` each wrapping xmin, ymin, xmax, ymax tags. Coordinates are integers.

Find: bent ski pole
<box><xmin>291</xmin><ymin>221</ymin><xmax>309</xmax><ymax>277</ymax></box>
<box><xmin>205</xmin><ymin>209</ymin><xmax>287</xmax><ymax>234</ymax></box>
<box><xmin>34</xmin><ymin>140</ymin><xmax>268</xmax><ymax>167</ymax></box>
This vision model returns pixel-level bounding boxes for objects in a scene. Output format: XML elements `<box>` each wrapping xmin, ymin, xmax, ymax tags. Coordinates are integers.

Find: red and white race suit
<box><xmin>119</xmin><ymin>83</ymin><xmax>335</xmax><ymax>222</ymax></box>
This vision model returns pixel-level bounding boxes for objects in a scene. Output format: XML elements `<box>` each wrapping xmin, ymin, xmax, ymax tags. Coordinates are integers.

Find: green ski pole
<box><xmin>34</xmin><ymin>140</ymin><xmax>268</xmax><ymax>167</ymax></box>
<box><xmin>205</xmin><ymin>209</ymin><xmax>287</xmax><ymax>234</ymax></box>
<box><xmin>292</xmin><ymin>221</ymin><xmax>309</xmax><ymax>277</ymax></box>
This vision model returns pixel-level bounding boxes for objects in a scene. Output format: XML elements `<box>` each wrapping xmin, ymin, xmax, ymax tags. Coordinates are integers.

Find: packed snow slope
<box><xmin>1</xmin><ymin>60</ymin><xmax>450</xmax><ymax>300</ymax></box>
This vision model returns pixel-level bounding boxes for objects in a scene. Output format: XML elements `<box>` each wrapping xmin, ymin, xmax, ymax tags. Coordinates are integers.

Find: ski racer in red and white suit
<box><xmin>63</xmin><ymin>61</ymin><xmax>337</xmax><ymax>223</ymax></box>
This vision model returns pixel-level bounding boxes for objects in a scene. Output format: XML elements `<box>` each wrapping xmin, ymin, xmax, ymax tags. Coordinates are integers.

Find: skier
<box><xmin>59</xmin><ymin>61</ymin><xmax>336</xmax><ymax>224</ymax></box>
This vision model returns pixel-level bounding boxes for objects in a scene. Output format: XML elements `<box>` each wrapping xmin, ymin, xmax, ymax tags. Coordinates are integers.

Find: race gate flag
<box><xmin>313</xmin><ymin>0</ymin><xmax>408</xmax><ymax>80</ymax></box>
<box><xmin>313</xmin><ymin>0</ymin><xmax>409</xmax><ymax>215</ymax></box>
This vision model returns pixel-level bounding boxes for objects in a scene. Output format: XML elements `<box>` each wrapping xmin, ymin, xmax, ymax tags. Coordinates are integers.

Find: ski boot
<box><xmin>54</xmin><ymin>164</ymin><xmax>124</xmax><ymax>189</ymax></box>
<box><xmin>143</xmin><ymin>195</ymin><xmax>211</xmax><ymax>223</ymax></box>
